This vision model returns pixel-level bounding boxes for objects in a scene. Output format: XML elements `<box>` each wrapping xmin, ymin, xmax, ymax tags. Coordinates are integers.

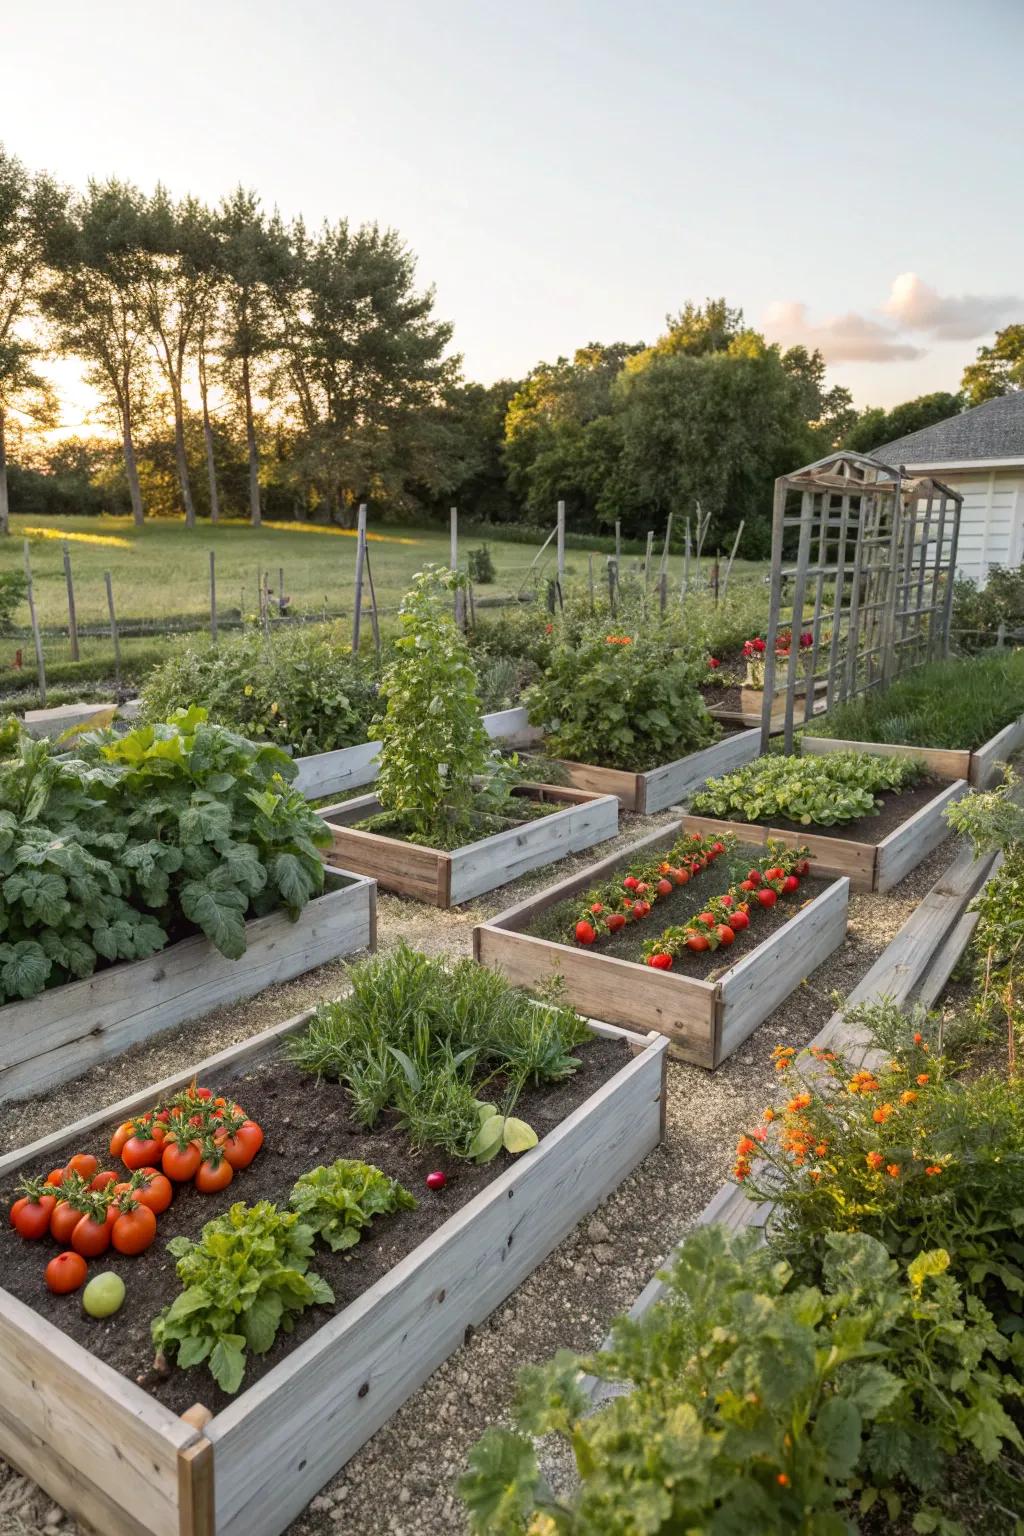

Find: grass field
<box><xmin>0</xmin><ymin>513</ymin><xmax>768</xmax><ymax>707</ymax></box>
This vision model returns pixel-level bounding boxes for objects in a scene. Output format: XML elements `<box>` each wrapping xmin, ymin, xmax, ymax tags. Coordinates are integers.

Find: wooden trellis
<box><xmin>760</xmin><ymin>451</ymin><xmax>963</xmax><ymax>752</ymax></box>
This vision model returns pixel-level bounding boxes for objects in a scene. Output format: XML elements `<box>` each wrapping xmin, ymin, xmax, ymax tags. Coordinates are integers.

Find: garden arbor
<box><xmin>760</xmin><ymin>450</ymin><xmax>963</xmax><ymax>751</ymax></box>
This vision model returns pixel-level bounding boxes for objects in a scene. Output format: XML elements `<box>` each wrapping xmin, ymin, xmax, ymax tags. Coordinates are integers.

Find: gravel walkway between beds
<box><xmin>0</xmin><ymin>815</ymin><xmax>962</xmax><ymax>1536</ymax></box>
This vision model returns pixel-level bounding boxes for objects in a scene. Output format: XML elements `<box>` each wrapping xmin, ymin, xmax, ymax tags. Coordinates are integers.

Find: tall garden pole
<box><xmin>22</xmin><ymin>540</ymin><xmax>45</xmax><ymax>706</ymax></box>
<box><xmin>352</xmin><ymin>503</ymin><xmax>367</xmax><ymax>653</ymax></box>
<box><xmin>659</xmin><ymin>513</ymin><xmax>673</xmax><ymax>576</ymax></box>
<box><xmin>450</xmin><ymin>505</ymin><xmax>464</xmax><ymax>627</ymax></box>
<box><xmin>556</xmin><ymin>501</ymin><xmax>566</xmax><ymax>595</ymax></box>
<box><xmin>587</xmin><ymin>554</ymin><xmax>595</xmax><ymax>612</ymax></box>
<box><xmin>62</xmin><ymin>543</ymin><xmax>80</xmax><ymax>661</ymax></box>
<box><xmin>363</xmin><ymin>546</ymin><xmax>382</xmax><ymax>660</ymax></box>
<box><xmin>209</xmin><ymin>551</ymin><xmax>217</xmax><ymax>642</ymax></box>
<box><xmin>643</xmin><ymin>530</ymin><xmax>654</xmax><ymax>586</ymax></box>
<box><xmin>104</xmin><ymin>570</ymin><xmax>121</xmax><ymax>690</ymax></box>
<box><xmin>278</xmin><ymin>567</ymin><xmax>286</xmax><ymax>615</ymax></box>
<box><xmin>721</xmin><ymin>520</ymin><xmax>744</xmax><ymax>600</ymax></box>
<box><xmin>614</xmin><ymin>520</ymin><xmax>621</xmax><ymax>563</ymax></box>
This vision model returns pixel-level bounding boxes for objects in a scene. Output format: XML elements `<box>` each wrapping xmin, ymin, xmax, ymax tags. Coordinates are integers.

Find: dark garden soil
<box><xmin>523</xmin><ymin>842</ymin><xmax>831</xmax><ymax>982</ymax></box>
<box><xmin>0</xmin><ymin>1035</ymin><xmax>629</xmax><ymax>1417</ymax></box>
<box><xmin>723</xmin><ymin>776</ymin><xmax>946</xmax><ymax>844</ymax></box>
<box><xmin>701</xmin><ymin>683</ymin><xmax>745</xmax><ymax>714</ymax></box>
<box><xmin>355</xmin><ymin>792</ymin><xmax>561</xmax><ymax>851</ymax></box>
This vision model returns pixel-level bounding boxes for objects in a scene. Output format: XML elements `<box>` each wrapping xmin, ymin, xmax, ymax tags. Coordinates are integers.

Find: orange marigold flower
<box><xmin>872</xmin><ymin>1104</ymin><xmax>894</xmax><ymax>1123</ymax></box>
<box><xmin>887</xmin><ymin>1164</ymin><xmax>901</xmax><ymax>1178</ymax></box>
<box><xmin>808</xmin><ymin>1169</ymin><xmax>821</xmax><ymax>1181</ymax></box>
<box><xmin>913</xmin><ymin>1032</ymin><xmax>923</xmax><ymax>1045</ymax></box>
<box><xmin>733</xmin><ymin>1161</ymin><xmax>751</xmax><ymax>1181</ymax></box>
<box><xmin>814</xmin><ymin>1143</ymin><xmax>828</xmax><ymax>1157</ymax></box>
<box><xmin>787</xmin><ymin>1093</ymin><xmax>812</xmax><ymax>1112</ymax></box>
<box><xmin>900</xmin><ymin>1090</ymin><xmax>918</xmax><ymax>1105</ymax></box>
<box><xmin>736</xmin><ymin>1137</ymin><xmax>757</xmax><ymax>1158</ymax></box>
<box><xmin>917</xmin><ymin>1073</ymin><xmax>930</xmax><ymax>1085</ymax></box>
<box><xmin>925</xmin><ymin>1165</ymin><xmax>943</xmax><ymax>1176</ymax></box>
<box><xmin>763</xmin><ymin>1107</ymin><xmax>776</xmax><ymax>1122</ymax></box>
<box><xmin>777</xmin><ymin>1473</ymin><xmax>790</xmax><ymax>1488</ymax></box>
<box><xmin>866</xmin><ymin>1151</ymin><xmax>885</xmax><ymax>1170</ymax></box>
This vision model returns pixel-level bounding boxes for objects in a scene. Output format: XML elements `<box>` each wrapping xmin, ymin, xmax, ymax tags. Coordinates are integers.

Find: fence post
<box><xmin>104</xmin><ymin>570</ymin><xmax>121</xmax><ymax>690</ymax></box>
<box><xmin>62</xmin><ymin>542</ymin><xmax>80</xmax><ymax>662</ymax></box>
<box><xmin>588</xmin><ymin>553</ymin><xmax>595</xmax><ymax>612</ymax></box>
<box><xmin>659</xmin><ymin>571</ymin><xmax>668</xmax><ymax>616</ymax></box>
<box><xmin>209</xmin><ymin>550</ymin><xmax>217</xmax><ymax>642</ymax></box>
<box><xmin>278</xmin><ymin>566</ymin><xmax>285</xmax><ymax>615</ymax></box>
<box><xmin>614</xmin><ymin>519</ymin><xmax>621</xmax><ymax>563</ymax></box>
<box><xmin>607</xmin><ymin>556</ymin><xmax>617</xmax><ymax>615</ymax></box>
<box><xmin>660</xmin><ymin>513</ymin><xmax>673</xmax><ymax>576</ymax></box>
<box><xmin>643</xmin><ymin>530</ymin><xmax>654</xmax><ymax>586</ymax></box>
<box><xmin>363</xmin><ymin>544</ymin><xmax>382</xmax><ymax>660</ymax></box>
<box><xmin>721</xmin><ymin>520</ymin><xmax>744</xmax><ymax>600</ymax></box>
<box><xmin>450</xmin><ymin>505</ymin><xmax>464</xmax><ymax>627</ymax></box>
<box><xmin>22</xmin><ymin>540</ymin><xmax>46</xmax><ymax>706</ymax></box>
<box><xmin>556</xmin><ymin>501</ymin><xmax>565</xmax><ymax>590</ymax></box>
<box><xmin>352</xmin><ymin>503</ymin><xmax>367</xmax><ymax>652</ymax></box>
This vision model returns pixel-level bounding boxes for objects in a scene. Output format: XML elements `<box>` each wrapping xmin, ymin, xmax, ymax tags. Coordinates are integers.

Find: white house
<box><xmin>873</xmin><ymin>392</ymin><xmax>1024</xmax><ymax>583</ymax></box>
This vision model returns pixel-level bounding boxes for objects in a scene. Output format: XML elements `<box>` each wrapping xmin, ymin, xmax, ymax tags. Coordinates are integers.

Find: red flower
<box><xmin>707</xmin><ymin>656</ymin><xmax>720</xmax><ymax>668</ymax></box>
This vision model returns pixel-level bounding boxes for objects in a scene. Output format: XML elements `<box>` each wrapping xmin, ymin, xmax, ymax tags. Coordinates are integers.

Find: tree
<box><xmin>0</xmin><ymin>145</ymin><xmax>63</xmax><ymax>534</ymax></box>
<box><xmin>42</xmin><ymin>179</ymin><xmax>152</xmax><ymax>524</ymax></box>
<box><xmin>422</xmin><ymin>379</ymin><xmax>521</xmax><ymax>523</ymax></box>
<box><xmin>780</xmin><ymin>346</ymin><xmax>857</xmax><ymax>452</ymax></box>
<box><xmin>962</xmin><ymin>324</ymin><xmax>1024</xmax><ymax>405</ymax></box>
<box><xmin>650</xmin><ymin>298</ymin><xmax>745</xmax><ymax>358</ymax></box>
<box><xmin>843</xmin><ymin>391</ymin><xmax>963</xmax><ymax>453</ymax></box>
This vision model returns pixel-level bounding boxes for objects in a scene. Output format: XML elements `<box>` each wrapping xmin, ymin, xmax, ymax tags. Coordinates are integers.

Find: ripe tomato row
<box><xmin>8</xmin><ymin>1081</ymin><xmax>264</xmax><ymax>1296</ymax></box>
<box><xmin>573</xmin><ymin>835</ymin><xmax>731</xmax><ymax>946</ymax></box>
<box><xmin>642</xmin><ymin>848</ymin><xmax>812</xmax><ymax>968</ymax></box>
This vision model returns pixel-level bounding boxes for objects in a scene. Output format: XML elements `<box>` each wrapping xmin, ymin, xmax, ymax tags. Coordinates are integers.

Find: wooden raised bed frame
<box><xmin>473</xmin><ymin>823</ymin><xmax>850</xmax><ymax>1067</ymax></box>
<box><xmin>0</xmin><ymin>866</ymin><xmax>376</xmax><ymax>1106</ymax></box>
<box><xmin>680</xmin><ymin>776</ymin><xmax>968</xmax><ymax>894</ymax></box>
<box><xmin>801</xmin><ymin>712</ymin><xmax>1024</xmax><ymax>790</ymax></box>
<box><xmin>542</xmin><ymin>726</ymin><xmax>761</xmax><ymax>814</ymax></box>
<box><xmin>319</xmin><ymin>783</ymin><xmax>620</xmax><ymax>907</ymax></box>
<box><xmin>0</xmin><ymin>1008</ymin><xmax>669</xmax><ymax>1536</ymax></box>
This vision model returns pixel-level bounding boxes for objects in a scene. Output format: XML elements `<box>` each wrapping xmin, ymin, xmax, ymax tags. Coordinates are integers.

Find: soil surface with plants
<box><xmin>739</xmin><ymin>775</ymin><xmax>946</xmax><ymax>843</ymax></box>
<box><xmin>0</xmin><ymin>1038</ymin><xmax>628</xmax><ymax>1417</ymax></box>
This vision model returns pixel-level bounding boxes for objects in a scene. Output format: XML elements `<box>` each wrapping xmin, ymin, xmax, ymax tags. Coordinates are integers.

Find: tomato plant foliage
<box><xmin>0</xmin><ymin>707</ymin><xmax>329</xmax><ymax>1003</ymax></box>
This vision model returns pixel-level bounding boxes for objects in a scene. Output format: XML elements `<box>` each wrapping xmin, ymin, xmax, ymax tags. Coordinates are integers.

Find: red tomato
<box><xmin>108</xmin><ymin>1122</ymin><xmax>135</xmax><ymax>1159</ymax></box>
<box><xmin>215</xmin><ymin>1121</ymin><xmax>263</xmax><ymax>1170</ymax></box>
<box><xmin>575</xmin><ymin>920</ymin><xmax>596</xmax><ymax>945</ymax></box>
<box><xmin>715</xmin><ymin>924</ymin><xmax>735</xmax><ymax>947</ymax></box>
<box><xmin>782</xmin><ymin>874</ymin><xmax>800</xmax><ymax>893</ymax></box>
<box><xmin>656</xmin><ymin>879</ymin><xmax>673</xmax><ymax>897</ymax></box>
<box><xmin>589</xmin><ymin>901</ymin><xmax>604</xmax><ymax>915</ymax></box>
<box><xmin>112</xmin><ymin>1202</ymin><xmax>157</xmax><ymax>1255</ymax></box>
<box><xmin>631</xmin><ymin>900</ymin><xmax>651</xmax><ymax>919</ymax></box>
<box><xmin>9</xmin><ymin>1192</ymin><xmax>56</xmax><ymax>1241</ymax></box>
<box><xmin>746</xmin><ymin>870</ymin><xmax>762</xmax><ymax>886</ymax></box>
<box><xmin>194</xmin><ymin>1086</ymin><xmax>213</xmax><ymax>1100</ymax></box>
<box><xmin>622</xmin><ymin>876</ymin><xmax>639</xmax><ymax>892</ymax></box>
<box><xmin>673</xmin><ymin>867</ymin><xmax>690</xmax><ymax>885</ymax></box>
<box><xmin>45</xmin><ymin>1252</ymin><xmax>88</xmax><ymax>1294</ymax></box>
<box><xmin>45</xmin><ymin>1167</ymin><xmax>65</xmax><ymax>1188</ymax></box>
<box><xmin>71</xmin><ymin>1212</ymin><xmax>112</xmax><ymax>1258</ymax></box>
<box><xmin>795</xmin><ymin>859</ymin><xmax>811</xmax><ymax>877</ymax></box>
<box><xmin>697</xmin><ymin>912</ymin><xmax>715</xmax><ymax>927</ymax></box>
<box><xmin>50</xmin><ymin>1199</ymin><xmax>87</xmax><ymax>1245</ymax></box>
<box><xmin>162</xmin><ymin>1138</ymin><xmax>202</xmax><ymax>1183</ymax></box>
<box><xmin>195</xmin><ymin>1155</ymin><xmax>234</xmax><ymax>1195</ymax></box>
<box><xmin>720</xmin><ymin>894</ymin><xmax>734</xmax><ymax>908</ymax></box>
<box><xmin>606</xmin><ymin>912</ymin><xmax>627</xmax><ymax>933</ymax></box>
<box><xmin>648</xmin><ymin>952</ymin><xmax>673</xmax><ymax>970</ymax></box>
<box><xmin>729</xmin><ymin>910</ymin><xmax>751</xmax><ymax>932</ymax></box>
<box><xmin>90</xmin><ymin>1170</ymin><xmax>117</xmax><ymax>1192</ymax></box>
<box><xmin>757</xmin><ymin>888</ymin><xmax>778</xmax><ymax>908</ymax></box>
<box><xmin>764</xmin><ymin>867</ymin><xmax>785</xmax><ymax>882</ymax></box>
<box><xmin>634</xmin><ymin>882</ymin><xmax>649</xmax><ymax>895</ymax></box>
<box><xmin>686</xmin><ymin>933</ymin><xmax>710</xmax><ymax>952</ymax></box>
<box><xmin>65</xmin><ymin>1153</ymin><xmax>98</xmax><ymax>1182</ymax></box>
<box><xmin>133</xmin><ymin>1171</ymin><xmax>173</xmax><ymax>1215</ymax></box>
<box><xmin>122</xmin><ymin>1135</ymin><xmax>162</xmax><ymax>1171</ymax></box>
<box><xmin>711</xmin><ymin>842</ymin><xmax>727</xmax><ymax>857</ymax></box>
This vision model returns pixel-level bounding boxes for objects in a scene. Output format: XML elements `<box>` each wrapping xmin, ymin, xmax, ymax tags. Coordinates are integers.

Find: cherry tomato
<box><xmin>729</xmin><ymin>910</ymin><xmax>750</xmax><ymax>932</ymax></box>
<box><xmin>195</xmin><ymin>1154</ymin><xmax>234</xmax><ymax>1194</ymax></box>
<box><xmin>45</xmin><ymin>1251</ymin><xmax>88</xmax><ymax>1294</ymax></box>
<box><xmin>674</xmin><ymin>867</ymin><xmax>690</xmax><ymax>885</ymax></box>
<box><xmin>71</xmin><ymin>1212</ymin><xmax>112</xmax><ymax>1258</ymax></box>
<box><xmin>111</xmin><ymin>1203</ymin><xmax>157</xmax><ymax>1255</ymax></box>
<box><xmin>9</xmin><ymin>1192</ymin><xmax>56</xmax><ymax>1241</ymax></box>
<box><xmin>133</xmin><ymin>1170</ymin><xmax>173</xmax><ymax>1215</ymax></box>
<box><xmin>746</xmin><ymin>870</ymin><xmax>762</xmax><ymax>886</ymax></box>
<box><xmin>575</xmin><ymin>920</ymin><xmax>596</xmax><ymax>945</ymax></box>
<box><xmin>782</xmin><ymin>874</ymin><xmax>800</xmax><ymax>894</ymax></box>
<box><xmin>656</xmin><ymin>879</ymin><xmax>673</xmax><ymax>897</ymax></box>
<box><xmin>65</xmin><ymin>1153</ymin><xmax>99</xmax><ymax>1182</ymax></box>
<box><xmin>606</xmin><ymin>912</ymin><xmax>627</xmax><ymax>932</ymax></box>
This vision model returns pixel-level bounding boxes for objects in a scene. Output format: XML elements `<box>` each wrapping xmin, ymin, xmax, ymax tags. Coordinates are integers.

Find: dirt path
<box><xmin>0</xmin><ymin>812</ymin><xmax>959</xmax><ymax>1536</ymax></box>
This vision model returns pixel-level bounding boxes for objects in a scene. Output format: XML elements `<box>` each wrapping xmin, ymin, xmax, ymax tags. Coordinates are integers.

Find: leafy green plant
<box><xmin>691</xmin><ymin>749</ymin><xmax>923</xmax><ymax>827</ymax></box>
<box><xmin>461</xmin><ymin>1225</ymin><xmax>1022</xmax><ymax>1535</ymax></box>
<box><xmin>808</xmin><ymin>651</ymin><xmax>1024</xmax><ymax>751</ymax></box>
<box><xmin>151</xmin><ymin>1201</ymin><xmax>334</xmax><ymax>1394</ymax></box>
<box><xmin>285</xmin><ymin>944</ymin><xmax>589</xmax><ymax>1160</ymax></box>
<box><xmin>141</xmin><ymin>622</ymin><xmax>380</xmax><ymax>755</ymax></box>
<box><xmin>952</xmin><ymin>568</ymin><xmax>1024</xmax><ymax>654</ymax></box>
<box><xmin>288</xmin><ymin>1159</ymin><xmax>416</xmax><ymax>1251</ymax></box>
<box><xmin>525</xmin><ymin>628</ymin><xmax>717</xmax><ymax>772</ymax></box>
<box><xmin>467</xmin><ymin>545</ymin><xmax>496</xmax><ymax>584</ymax></box>
<box><xmin>0</xmin><ymin>707</ymin><xmax>330</xmax><ymax>1003</ymax></box>
<box><xmin>0</xmin><ymin>572</ymin><xmax>26</xmax><ymax>636</ymax></box>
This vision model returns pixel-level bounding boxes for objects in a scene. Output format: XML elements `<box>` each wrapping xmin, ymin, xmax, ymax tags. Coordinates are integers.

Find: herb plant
<box><xmin>151</xmin><ymin>1201</ymin><xmax>334</xmax><ymax>1394</ymax></box>
<box><xmin>286</xmin><ymin>944</ymin><xmax>590</xmax><ymax>1160</ymax></box>
<box><xmin>461</xmin><ymin>1225</ymin><xmax>1021</xmax><ymax>1534</ymax></box>
<box><xmin>289</xmin><ymin>1160</ymin><xmax>416</xmax><ymax>1251</ymax></box>
<box><xmin>525</xmin><ymin>629</ymin><xmax>717</xmax><ymax>772</ymax></box>
<box><xmin>467</xmin><ymin>545</ymin><xmax>495</xmax><ymax>584</ymax></box>
<box><xmin>0</xmin><ymin>707</ymin><xmax>330</xmax><ymax>1003</ymax></box>
<box><xmin>690</xmin><ymin>749</ymin><xmax>923</xmax><ymax>827</ymax></box>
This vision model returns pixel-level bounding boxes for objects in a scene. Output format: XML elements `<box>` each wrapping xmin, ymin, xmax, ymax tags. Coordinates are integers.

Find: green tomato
<box><xmin>83</xmin><ymin>1272</ymin><xmax>125</xmax><ymax>1319</ymax></box>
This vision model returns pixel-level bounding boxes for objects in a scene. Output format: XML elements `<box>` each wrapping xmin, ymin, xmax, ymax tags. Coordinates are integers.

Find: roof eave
<box><xmin>891</xmin><ymin>456</ymin><xmax>1024</xmax><ymax>472</ymax></box>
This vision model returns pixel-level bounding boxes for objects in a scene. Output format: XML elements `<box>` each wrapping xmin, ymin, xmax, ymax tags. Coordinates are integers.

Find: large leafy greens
<box><xmin>0</xmin><ymin>707</ymin><xmax>330</xmax><ymax>1004</ymax></box>
<box><xmin>289</xmin><ymin>1159</ymin><xmax>416</xmax><ymax>1252</ymax></box>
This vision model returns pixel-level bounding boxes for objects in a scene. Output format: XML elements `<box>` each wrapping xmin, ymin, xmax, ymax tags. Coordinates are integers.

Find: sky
<box><xmin>4</xmin><ymin>0</ymin><xmax>1023</xmax><ymax>420</ymax></box>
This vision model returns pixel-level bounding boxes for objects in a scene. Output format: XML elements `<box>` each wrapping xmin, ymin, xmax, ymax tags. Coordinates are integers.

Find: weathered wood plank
<box><xmin>641</xmin><ymin>728</ymin><xmax>761</xmax><ymax>815</ymax></box>
<box><xmin>205</xmin><ymin>1035</ymin><xmax>668</xmax><ymax>1536</ymax></box>
<box><xmin>448</xmin><ymin>794</ymin><xmax>619</xmax><ymax>904</ymax></box>
<box><xmin>875</xmin><ymin>779</ymin><xmax>966</xmax><ymax>893</ymax></box>
<box><xmin>716</xmin><ymin>879</ymin><xmax>850</xmax><ymax>1062</ymax></box>
<box><xmin>0</xmin><ymin>870</ymin><xmax>373</xmax><ymax>1105</ymax></box>
<box><xmin>679</xmin><ymin>813</ymin><xmax>875</xmax><ymax>888</ymax></box>
<box><xmin>801</xmin><ymin>735</ymin><xmax>969</xmax><ymax>781</ymax></box>
<box><xmin>551</xmin><ymin>759</ymin><xmax>643</xmax><ymax>809</ymax></box>
<box><xmin>0</xmin><ymin>1294</ymin><xmax>198</xmax><ymax>1536</ymax></box>
<box><xmin>319</xmin><ymin>800</ymin><xmax>448</xmax><ymax>903</ymax></box>
<box><xmin>970</xmin><ymin>713</ymin><xmax>1024</xmax><ymax>788</ymax></box>
<box><xmin>179</xmin><ymin>1439</ymin><xmax>215</xmax><ymax>1536</ymax></box>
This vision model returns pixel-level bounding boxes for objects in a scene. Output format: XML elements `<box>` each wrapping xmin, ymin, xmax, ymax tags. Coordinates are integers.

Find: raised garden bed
<box><xmin>0</xmin><ymin>1006</ymin><xmax>668</xmax><ymax>1536</ymax></box>
<box><xmin>473</xmin><ymin>823</ymin><xmax>850</xmax><ymax>1066</ymax></box>
<box><xmin>293</xmin><ymin>706</ymin><xmax>541</xmax><ymax>800</ymax></box>
<box><xmin>532</xmin><ymin>725</ymin><xmax>761</xmax><ymax>814</ymax></box>
<box><xmin>801</xmin><ymin>713</ymin><xmax>1024</xmax><ymax>789</ymax></box>
<box><xmin>680</xmin><ymin>775</ymin><xmax>968</xmax><ymax>892</ymax></box>
<box><xmin>318</xmin><ymin>783</ymin><xmax>620</xmax><ymax>906</ymax></box>
<box><xmin>0</xmin><ymin>866</ymin><xmax>376</xmax><ymax>1105</ymax></box>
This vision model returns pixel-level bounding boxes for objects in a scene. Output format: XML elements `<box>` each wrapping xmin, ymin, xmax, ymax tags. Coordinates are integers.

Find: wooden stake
<box><xmin>22</xmin><ymin>541</ymin><xmax>45</xmax><ymax>706</ymax></box>
<box><xmin>450</xmin><ymin>505</ymin><xmax>464</xmax><ymax>627</ymax></box>
<box><xmin>209</xmin><ymin>551</ymin><xmax>217</xmax><ymax>642</ymax></box>
<box><xmin>721</xmin><ymin>520</ymin><xmax>744</xmax><ymax>599</ymax></box>
<box><xmin>588</xmin><ymin>553</ymin><xmax>595</xmax><ymax>612</ymax></box>
<box><xmin>363</xmin><ymin>545</ymin><xmax>382</xmax><ymax>661</ymax></box>
<box><xmin>607</xmin><ymin>556</ymin><xmax>617</xmax><ymax>614</ymax></box>
<box><xmin>467</xmin><ymin>580</ymin><xmax>476</xmax><ymax>629</ymax></box>
<box><xmin>643</xmin><ymin>530</ymin><xmax>654</xmax><ymax>586</ymax></box>
<box><xmin>104</xmin><ymin>570</ymin><xmax>121</xmax><ymax>689</ymax></box>
<box><xmin>62</xmin><ymin>542</ymin><xmax>79</xmax><ymax>661</ymax></box>
<box><xmin>278</xmin><ymin>566</ymin><xmax>285</xmax><ymax>615</ymax></box>
<box><xmin>659</xmin><ymin>571</ymin><xmax>668</xmax><ymax>615</ymax></box>
<box><xmin>614</xmin><ymin>519</ymin><xmax>621</xmax><ymax>563</ymax></box>
<box><xmin>352</xmin><ymin>503</ymin><xmax>367</xmax><ymax>652</ymax></box>
<box><xmin>556</xmin><ymin>501</ymin><xmax>565</xmax><ymax>587</ymax></box>
<box><xmin>659</xmin><ymin>514</ymin><xmax>673</xmax><ymax>576</ymax></box>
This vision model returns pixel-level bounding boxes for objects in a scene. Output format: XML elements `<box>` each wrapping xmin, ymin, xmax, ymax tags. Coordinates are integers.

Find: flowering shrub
<box><xmin>525</xmin><ymin>629</ymin><xmax>717</xmax><ymax>772</ymax></box>
<box><xmin>461</xmin><ymin>1223</ymin><xmax>1021</xmax><ymax>1534</ymax></box>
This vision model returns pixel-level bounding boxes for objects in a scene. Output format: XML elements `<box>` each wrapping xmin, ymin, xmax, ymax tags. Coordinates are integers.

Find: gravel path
<box><xmin>0</xmin><ymin>814</ymin><xmax>961</xmax><ymax>1536</ymax></box>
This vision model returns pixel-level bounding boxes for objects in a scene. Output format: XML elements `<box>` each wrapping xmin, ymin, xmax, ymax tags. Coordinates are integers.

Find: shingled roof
<box><xmin>873</xmin><ymin>391</ymin><xmax>1024</xmax><ymax>466</ymax></box>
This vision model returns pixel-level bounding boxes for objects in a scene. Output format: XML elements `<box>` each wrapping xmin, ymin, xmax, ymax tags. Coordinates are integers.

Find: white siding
<box><xmin>938</xmin><ymin>470</ymin><xmax>1024</xmax><ymax>583</ymax></box>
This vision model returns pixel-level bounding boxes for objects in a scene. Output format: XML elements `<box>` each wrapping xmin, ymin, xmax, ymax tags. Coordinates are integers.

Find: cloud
<box><xmin>884</xmin><ymin>272</ymin><xmax>1019</xmax><ymax>340</ymax></box>
<box><xmin>762</xmin><ymin>300</ymin><xmax>925</xmax><ymax>363</ymax></box>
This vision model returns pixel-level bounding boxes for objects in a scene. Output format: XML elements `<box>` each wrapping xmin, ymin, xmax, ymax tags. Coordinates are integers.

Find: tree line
<box><xmin>2</xmin><ymin>144</ymin><xmax>1020</xmax><ymax>551</ymax></box>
